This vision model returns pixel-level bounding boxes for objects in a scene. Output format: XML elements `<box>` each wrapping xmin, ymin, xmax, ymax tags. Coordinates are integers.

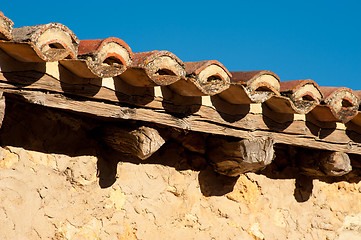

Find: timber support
<box><xmin>297</xmin><ymin>149</ymin><xmax>352</xmax><ymax>177</ymax></box>
<box><xmin>99</xmin><ymin>125</ymin><xmax>166</xmax><ymax>160</ymax></box>
<box><xmin>207</xmin><ymin>136</ymin><xmax>275</xmax><ymax>177</ymax></box>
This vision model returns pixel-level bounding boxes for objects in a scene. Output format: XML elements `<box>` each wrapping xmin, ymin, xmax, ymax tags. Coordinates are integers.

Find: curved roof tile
<box><xmin>61</xmin><ymin>37</ymin><xmax>133</xmax><ymax>78</ymax></box>
<box><xmin>120</xmin><ymin>50</ymin><xmax>185</xmax><ymax>87</ymax></box>
<box><xmin>0</xmin><ymin>11</ymin><xmax>13</xmax><ymax>40</ymax></box>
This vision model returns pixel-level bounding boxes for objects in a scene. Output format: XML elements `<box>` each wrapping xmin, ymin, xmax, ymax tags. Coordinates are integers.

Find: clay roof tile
<box><xmin>0</xmin><ymin>11</ymin><xmax>13</xmax><ymax>40</ymax></box>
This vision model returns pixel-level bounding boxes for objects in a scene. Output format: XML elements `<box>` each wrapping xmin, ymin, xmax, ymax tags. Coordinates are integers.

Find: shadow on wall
<box><xmin>258</xmin><ymin>146</ymin><xmax>361</xmax><ymax>202</ymax></box>
<box><xmin>0</xmin><ymin>97</ymin><xmax>360</xmax><ymax>202</ymax></box>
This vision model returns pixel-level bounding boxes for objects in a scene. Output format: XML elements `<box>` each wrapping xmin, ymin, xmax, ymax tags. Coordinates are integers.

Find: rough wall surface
<box><xmin>1</xmin><ymin>100</ymin><xmax>361</xmax><ymax>240</ymax></box>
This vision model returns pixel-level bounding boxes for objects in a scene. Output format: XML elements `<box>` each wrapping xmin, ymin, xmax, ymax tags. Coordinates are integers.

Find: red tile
<box><xmin>185</xmin><ymin>60</ymin><xmax>231</xmax><ymax>77</ymax></box>
<box><xmin>230</xmin><ymin>70</ymin><xmax>279</xmax><ymax>84</ymax></box>
<box><xmin>0</xmin><ymin>11</ymin><xmax>14</xmax><ymax>40</ymax></box>
<box><xmin>78</xmin><ymin>37</ymin><xmax>132</xmax><ymax>59</ymax></box>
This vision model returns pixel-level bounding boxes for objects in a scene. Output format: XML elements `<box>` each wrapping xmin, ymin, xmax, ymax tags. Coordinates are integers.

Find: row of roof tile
<box><xmin>0</xmin><ymin>11</ymin><xmax>360</xmax><ymax>125</ymax></box>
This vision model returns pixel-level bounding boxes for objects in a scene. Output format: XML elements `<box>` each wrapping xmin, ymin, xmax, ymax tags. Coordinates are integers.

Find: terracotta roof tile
<box><xmin>354</xmin><ymin>90</ymin><xmax>361</xmax><ymax>101</ymax></box>
<box><xmin>311</xmin><ymin>87</ymin><xmax>360</xmax><ymax>123</ymax></box>
<box><xmin>280</xmin><ymin>79</ymin><xmax>320</xmax><ymax>95</ymax></box>
<box><xmin>219</xmin><ymin>70</ymin><xmax>280</xmax><ymax>104</ymax></box>
<box><xmin>61</xmin><ymin>37</ymin><xmax>133</xmax><ymax>78</ymax></box>
<box><xmin>78</xmin><ymin>38</ymin><xmax>131</xmax><ymax>57</ymax></box>
<box><xmin>0</xmin><ymin>23</ymin><xmax>78</xmax><ymax>62</ymax></box>
<box><xmin>185</xmin><ymin>60</ymin><xmax>231</xmax><ymax>76</ymax></box>
<box><xmin>0</xmin><ymin>11</ymin><xmax>13</xmax><ymax>40</ymax></box>
<box><xmin>168</xmin><ymin>60</ymin><xmax>230</xmax><ymax>96</ymax></box>
<box><xmin>320</xmin><ymin>87</ymin><xmax>355</xmax><ymax>100</ymax></box>
<box><xmin>120</xmin><ymin>50</ymin><xmax>185</xmax><ymax>87</ymax></box>
<box><xmin>266</xmin><ymin>79</ymin><xmax>323</xmax><ymax>114</ymax></box>
<box><xmin>230</xmin><ymin>70</ymin><xmax>279</xmax><ymax>84</ymax></box>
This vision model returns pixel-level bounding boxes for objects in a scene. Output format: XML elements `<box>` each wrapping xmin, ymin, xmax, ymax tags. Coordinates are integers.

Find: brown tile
<box><xmin>312</xmin><ymin>87</ymin><xmax>360</xmax><ymax>123</ymax></box>
<box><xmin>269</xmin><ymin>79</ymin><xmax>323</xmax><ymax>114</ymax></box>
<box><xmin>219</xmin><ymin>70</ymin><xmax>280</xmax><ymax>104</ymax></box>
<box><xmin>230</xmin><ymin>70</ymin><xmax>279</xmax><ymax>84</ymax></box>
<box><xmin>280</xmin><ymin>79</ymin><xmax>319</xmax><ymax>94</ymax></box>
<box><xmin>168</xmin><ymin>60</ymin><xmax>230</xmax><ymax>96</ymax></box>
<box><xmin>8</xmin><ymin>23</ymin><xmax>79</xmax><ymax>62</ymax></box>
<box><xmin>60</xmin><ymin>38</ymin><xmax>133</xmax><ymax>78</ymax></box>
<box><xmin>120</xmin><ymin>50</ymin><xmax>185</xmax><ymax>87</ymax></box>
<box><xmin>78</xmin><ymin>37</ymin><xmax>132</xmax><ymax>58</ymax></box>
<box><xmin>0</xmin><ymin>11</ymin><xmax>13</xmax><ymax>40</ymax></box>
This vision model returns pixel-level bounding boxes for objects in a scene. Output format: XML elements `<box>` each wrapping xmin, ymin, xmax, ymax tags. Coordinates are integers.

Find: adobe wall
<box><xmin>1</xmin><ymin>100</ymin><xmax>361</xmax><ymax>240</ymax></box>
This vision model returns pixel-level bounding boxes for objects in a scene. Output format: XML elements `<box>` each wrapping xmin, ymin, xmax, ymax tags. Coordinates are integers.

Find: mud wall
<box><xmin>1</xmin><ymin>100</ymin><xmax>361</xmax><ymax>240</ymax></box>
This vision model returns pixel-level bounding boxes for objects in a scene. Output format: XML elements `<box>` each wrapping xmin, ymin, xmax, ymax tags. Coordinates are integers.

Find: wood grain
<box><xmin>3</xmin><ymin>89</ymin><xmax>361</xmax><ymax>155</ymax></box>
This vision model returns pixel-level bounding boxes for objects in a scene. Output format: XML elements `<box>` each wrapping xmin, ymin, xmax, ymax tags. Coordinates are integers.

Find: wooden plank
<box><xmin>0</xmin><ymin>70</ymin><xmax>358</xmax><ymax>146</ymax></box>
<box><xmin>3</xmin><ymin>89</ymin><xmax>361</xmax><ymax>155</ymax></box>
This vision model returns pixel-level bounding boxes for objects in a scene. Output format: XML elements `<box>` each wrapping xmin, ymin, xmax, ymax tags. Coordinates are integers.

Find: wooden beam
<box><xmin>1</xmin><ymin>70</ymin><xmax>360</xmax><ymax>148</ymax></box>
<box><xmin>100</xmin><ymin>125</ymin><xmax>165</xmax><ymax>160</ymax></box>
<box><xmin>297</xmin><ymin>150</ymin><xmax>352</xmax><ymax>177</ymax></box>
<box><xmin>3</xmin><ymin>89</ymin><xmax>361</xmax><ymax>155</ymax></box>
<box><xmin>169</xmin><ymin>130</ymin><xmax>206</xmax><ymax>154</ymax></box>
<box><xmin>0</xmin><ymin>91</ymin><xmax>5</xmax><ymax>127</ymax></box>
<box><xmin>207</xmin><ymin>136</ymin><xmax>275</xmax><ymax>176</ymax></box>
<box><xmin>320</xmin><ymin>152</ymin><xmax>352</xmax><ymax>176</ymax></box>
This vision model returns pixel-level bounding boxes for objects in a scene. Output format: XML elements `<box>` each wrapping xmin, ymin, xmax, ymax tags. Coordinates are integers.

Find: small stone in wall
<box><xmin>26</xmin><ymin>150</ymin><xmax>57</xmax><ymax>169</ymax></box>
<box><xmin>184</xmin><ymin>213</ymin><xmax>199</xmax><ymax>228</ymax></box>
<box><xmin>337</xmin><ymin>214</ymin><xmax>361</xmax><ymax>240</ymax></box>
<box><xmin>117</xmin><ymin>223</ymin><xmax>138</xmax><ymax>240</ymax></box>
<box><xmin>57</xmin><ymin>218</ymin><xmax>102</xmax><ymax>240</ymax></box>
<box><xmin>273</xmin><ymin>209</ymin><xmax>287</xmax><ymax>228</ymax></box>
<box><xmin>226</xmin><ymin>174</ymin><xmax>261</xmax><ymax>205</ymax></box>
<box><xmin>105</xmin><ymin>188</ymin><xmax>126</xmax><ymax>211</ymax></box>
<box><xmin>0</xmin><ymin>147</ymin><xmax>19</xmax><ymax>169</ymax></box>
<box><xmin>63</xmin><ymin>156</ymin><xmax>98</xmax><ymax>186</ymax></box>
<box><xmin>247</xmin><ymin>222</ymin><xmax>265</xmax><ymax>240</ymax></box>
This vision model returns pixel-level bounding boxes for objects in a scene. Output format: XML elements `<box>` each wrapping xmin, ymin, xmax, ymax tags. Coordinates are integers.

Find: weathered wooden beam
<box><xmin>185</xmin><ymin>151</ymin><xmax>207</xmax><ymax>171</ymax></box>
<box><xmin>1</xmin><ymin>69</ymin><xmax>358</xmax><ymax>150</ymax></box>
<box><xmin>207</xmin><ymin>136</ymin><xmax>275</xmax><ymax>176</ymax></box>
<box><xmin>297</xmin><ymin>149</ymin><xmax>352</xmax><ymax>177</ymax></box>
<box><xmin>0</xmin><ymin>91</ymin><xmax>5</xmax><ymax>127</ymax></box>
<box><xmin>100</xmin><ymin>125</ymin><xmax>166</xmax><ymax>160</ymax></box>
<box><xmin>169</xmin><ymin>130</ymin><xmax>206</xmax><ymax>154</ymax></box>
<box><xmin>0</xmin><ymin>57</ymin><xmax>359</xmax><ymax>154</ymax></box>
<box><xmin>3</xmin><ymin>89</ymin><xmax>361</xmax><ymax>155</ymax></box>
<box><xmin>320</xmin><ymin>152</ymin><xmax>352</xmax><ymax>176</ymax></box>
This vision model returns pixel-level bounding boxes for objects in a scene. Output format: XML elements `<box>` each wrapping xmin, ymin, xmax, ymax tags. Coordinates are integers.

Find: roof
<box><xmin>1</xmin><ymin>11</ymin><xmax>361</xmax><ymax>155</ymax></box>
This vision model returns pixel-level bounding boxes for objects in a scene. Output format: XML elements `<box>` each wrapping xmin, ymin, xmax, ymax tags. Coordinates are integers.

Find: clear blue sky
<box><xmin>2</xmin><ymin>1</ymin><xmax>361</xmax><ymax>90</ymax></box>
